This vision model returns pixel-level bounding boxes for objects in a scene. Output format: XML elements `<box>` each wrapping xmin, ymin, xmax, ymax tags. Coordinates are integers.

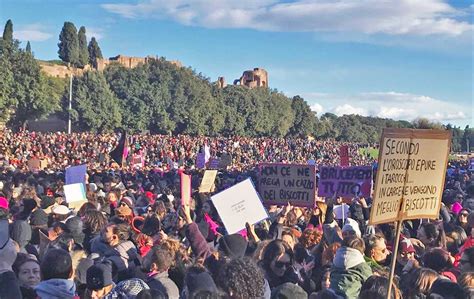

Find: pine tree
<box><xmin>2</xmin><ymin>19</ymin><xmax>13</xmax><ymax>43</ymax></box>
<box><xmin>25</xmin><ymin>41</ymin><xmax>31</xmax><ymax>54</ymax></box>
<box><xmin>88</xmin><ymin>37</ymin><xmax>103</xmax><ymax>69</ymax></box>
<box><xmin>77</xmin><ymin>26</ymin><xmax>89</xmax><ymax>68</ymax></box>
<box><xmin>58</xmin><ymin>22</ymin><xmax>79</xmax><ymax>67</ymax></box>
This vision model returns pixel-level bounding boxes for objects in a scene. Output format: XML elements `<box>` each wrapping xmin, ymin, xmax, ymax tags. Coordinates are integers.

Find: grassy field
<box><xmin>359</xmin><ymin>147</ymin><xmax>379</xmax><ymax>160</ymax></box>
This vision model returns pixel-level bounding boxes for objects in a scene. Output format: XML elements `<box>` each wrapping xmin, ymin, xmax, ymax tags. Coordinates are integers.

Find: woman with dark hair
<box><xmin>259</xmin><ymin>239</ymin><xmax>298</xmax><ymax>288</ymax></box>
<box><xmin>217</xmin><ymin>258</ymin><xmax>266</xmax><ymax>298</ymax></box>
<box><xmin>417</xmin><ymin>222</ymin><xmax>446</xmax><ymax>250</ymax></box>
<box><xmin>12</xmin><ymin>253</ymin><xmax>41</xmax><ymax>299</ymax></box>
<box><xmin>423</xmin><ymin>247</ymin><xmax>459</xmax><ymax>282</ymax></box>
<box><xmin>82</xmin><ymin>210</ymin><xmax>108</xmax><ymax>254</ymax></box>
<box><xmin>76</xmin><ymin>202</ymin><xmax>97</xmax><ymax>218</ymax></box>
<box><xmin>400</xmin><ymin>267</ymin><xmax>438</xmax><ymax>299</ymax></box>
<box><xmin>455</xmin><ymin>209</ymin><xmax>470</xmax><ymax>235</ymax></box>
<box><xmin>359</xmin><ymin>275</ymin><xmax>402</xmax><ymax>299</ymax></box>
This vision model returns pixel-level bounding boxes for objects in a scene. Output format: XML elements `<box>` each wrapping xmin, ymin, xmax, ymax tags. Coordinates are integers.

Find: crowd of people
<box><xmin>0</xmin><ymin>129</ymin><xmax>473</xmax><ymax>299</ymax></box>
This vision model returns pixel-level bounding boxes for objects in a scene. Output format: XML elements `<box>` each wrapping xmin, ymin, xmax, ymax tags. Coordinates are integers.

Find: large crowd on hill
<box><xmin>0</xmin><ymin>129</ymin><xmax>473</xmax><ymax>299</ymax></box>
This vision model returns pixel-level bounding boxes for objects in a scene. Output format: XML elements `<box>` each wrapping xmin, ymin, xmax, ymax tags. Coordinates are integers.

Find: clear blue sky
<box><xmin>1</xmin><ymin>0</ymin><xmax>472</xmax><ymax>127</ymax></box>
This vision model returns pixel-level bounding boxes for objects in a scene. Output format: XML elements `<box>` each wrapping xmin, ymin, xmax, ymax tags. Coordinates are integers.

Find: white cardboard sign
<box><xmin>64</xmin><ymin>183</ymin><xmax>87</xmax><ymax>209</ymax></box>
<box><xmin>211</xmin><ymin>178</ymin><xmax>268</xmax><ymax>234</ymax></box>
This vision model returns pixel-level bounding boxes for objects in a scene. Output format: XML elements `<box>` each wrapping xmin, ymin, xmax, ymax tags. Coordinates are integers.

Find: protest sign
<box><xmin>65</xmin><ymin>164</ymin><xmax>87</xmax><ymax>185</ymax></box>
<box><xmin>208</xmin><ymin>157</ymin><xmax>220</xmax><ymax>169</ymax></box>
<box><xmin>369</xmin><ymin>128</ymin><xmax>451</xmax><ymax>299</ymax></box>
<box><xmin>469</xmin><ymin>157</ymin><xmax>474</xmax><ymax>171</ymax></box>
<box><xmin>27</xmin><ymin>158</ymin><xmax>41</xmax><ymax>171</ymax></box>
<box><xmin>196</xmin><ymin>153</ymin><xmax>206</xmax><ymax>169</ymax></box>
<box><xmin>218</xmin><ymin>153</ymin><xmax>232</xmax><ymax>169</ymax></box>
<box><xmin>340</xmin><ymin>145</ymin><xmax>349</xmax><ymax>166</ymax></box>
<box><xmin>180</xmin><ymin>173</ymin><xmax>192</xmax><ymax>206</ymax></box>
<box><xmin>317</xmin><ymin>166</ymin><xmax>372</xmax><ymax>198</ymax></box>
<box><xmin>259</xmin><ymin>163</ymin><xmax>316</xmax><ymax>207</ymax></box>
<box><xmin>334</xmin><ymin>204</ymin><xmax>349</xmax><ymax>220</ymax></box>
<box><xmin>211</xmin><ymin>178</ymin><xmax>268</xmax><ymax>234</ymax></box>
<box><xmin>64</xmin><ymin>183</ymin><xmax>87</xmax><ymax>210</ymax></box>
<box><xmin>40</xmin><ymin>159</ymin><xmax>48</xmax><ymax>169</ymax></box>
<box><xmin>199</xmin><ymin>170</ymin><xmax>217</xmax><ymax>193</ymax></box>
<box><xmin>132</xmin><ymin>154</ymin><xmax>144</xmax><ymax>169</ymax></box>
<box><xmin>307</xmin><ymin>159</ymin><xmax>316</xmax><ymax>166</ymax></box>
<box><xmin>369</xmin><ymin>128</ymin><xmax>451</xmax><ymax>225</ymax></box>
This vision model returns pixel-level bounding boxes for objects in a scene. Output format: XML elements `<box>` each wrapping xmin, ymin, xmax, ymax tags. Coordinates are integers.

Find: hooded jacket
<box><xmin>35</xmin><ymin>278</ymin><xmax>77</xmax><ymax>299</ymax></box>
<box><xmin>90</xmin><ymin>236</ymin><xmax>138</xmax><ymax>273</ymax></box>
<box><xmin>330</xmin><ymin>247</ymin><xmax>372</xmax><ymax>299</ymax></box>
<box><xmin>146</xmin><ymin>271</ymin><xmax>180</xmax><ymax>299</ymax></box>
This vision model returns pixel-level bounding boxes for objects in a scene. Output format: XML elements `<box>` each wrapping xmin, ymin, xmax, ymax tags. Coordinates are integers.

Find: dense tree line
<box><xmin>0</xmin><ymin>19</ymin><xmax>65</xmax><ymax>128</ymax></box>
<box><xmin>0</xmin><ymin>20</ymin><xmax>472</xmax><ymax>151</ymax></box>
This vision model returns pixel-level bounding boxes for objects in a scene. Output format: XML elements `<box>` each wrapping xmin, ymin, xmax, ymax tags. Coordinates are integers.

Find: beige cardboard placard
<box><xmin>369</xmin><ymin>128</ymin><xmax>450</xmax><ymax>225</ymax></box>
<box><xmin>199</xmin><ymin>170</ymin><xmax>218</xmax><ymax>193</ymax></box>
<box><xmin>27</xmin><ymin>158</ymin><xmax>41</xmax><ymax>171</ymax></box>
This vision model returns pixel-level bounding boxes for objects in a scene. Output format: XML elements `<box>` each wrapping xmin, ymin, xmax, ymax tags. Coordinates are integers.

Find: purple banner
<box><xmin>196</xmin><ymin>153</ymin><xmax>206</xmax><ymax>169</ymax></box>
<box><xmin>66</xmin><ymin>164</ymin><xmax>87</xmax><ymax>185</ymax></box>
<box><xmin>317</xmin><ymin>166</ymin><xmax>372</xmax><ymax>198</ymax></box>
<box><xmin>208</xmin><ymin>157</ymin><xmax>220</xmax><ymax>169</ymax></box>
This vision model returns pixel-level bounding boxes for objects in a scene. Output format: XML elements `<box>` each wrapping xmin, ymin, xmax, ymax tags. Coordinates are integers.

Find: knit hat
<box><xmin>342</xmin><ymin>218</ymin><xmax>361</xmax><ymax>238</ymax></box>
<box><xmin>120</xmin><ymin>197</ymin><xmax>134</xmax><ymax>209</ymax></box>
<box><xmin>271</xmin><ymin>282</ymin><xmax>307</xmax><ymax>299</ymax></box>
<box><xmin>65</xmin><ymin>216</ymin><xmax>85</xmax><ymax>246</ymax></box>
<box><xmin>186</xmin><ymin>272</ymin><xmax>218</xmax><ymax>294</ymax></box>
<box><xmin>399</xmin><ymin>237</ymin><xmax>416</xmax><ymax>253</ymax></box>
<box><xmin>40</xmin><ymin>196</ymin><xmax>55</xmax><ymax>210</ymax></box>
<box><xmin>110</xmin><ymin>278</ymin><xmax>149</xmax><ymax>298</ymax></box>
<box><xmin>141</xmin><ymin>215</ymin><xmax>161</xmax><ymax>236</ymax></box>
<box><xmin>0</xmin><ymin>197</ymin><xmax>8</xmax><ymax>210</ymax></box>
<box><xmin>451</xmin><ymin>202</ymin><xmax>463</xmax><ymax>215</ymax></box>
<box><xmin>218</xmin><ymin>234</ymin><xmax>248</xmax><ymax>258</ymax></box>
<box><xmin>89</xmin><ymin>183</ymin><xmax>98</xmax><ymax>193</ymax></box>
<box><xmin>87</xmin><ymin>260</ymin><xmax>113</xmax><ymax>290</ymax></box>
<box><xmin>22</xmin><ymin>198</ymin><xmax>37</xmax><ymax>214</ymax></box>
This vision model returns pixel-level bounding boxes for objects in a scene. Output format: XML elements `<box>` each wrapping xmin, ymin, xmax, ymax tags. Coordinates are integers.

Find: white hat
<box><xmin>52</xmin><ymin>205</ymin><xmax>71</xmax><ymax>216</ymax></box>
<box><xmin>89</xmin><ymin>183</ymin><xmax>98</xmax><ymax>193</ymax></box>
<box><xmin>342</xmin><ymin>218</ymin><xmax>362</xmax><ymax>238</ymax></box>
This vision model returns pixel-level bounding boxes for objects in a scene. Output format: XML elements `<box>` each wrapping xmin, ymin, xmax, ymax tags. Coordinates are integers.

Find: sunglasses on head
<box><xmin>275</xmin><ymin>261</ymin><xmax>291</xmax><ymax>269</ymax></box>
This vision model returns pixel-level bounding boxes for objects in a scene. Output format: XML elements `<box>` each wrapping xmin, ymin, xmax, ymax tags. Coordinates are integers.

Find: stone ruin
<box><xmin>217</xmin><ymin>77</ymin><xmax>226</xmax><ymax>88</ymax></box>
<box><xmin>96</xmin><ymin>55</ymin><xmax>182</xmax><ymax>71</ymax></box>
<box><xmin>39</xmin><ymin>55</ymin><xmax>183</xmax><ymax>78</ymax></box>
<box><xmin>233</xmin><ymin>68</ymin><xmax>268</xmax><ymax>88</ymax></box>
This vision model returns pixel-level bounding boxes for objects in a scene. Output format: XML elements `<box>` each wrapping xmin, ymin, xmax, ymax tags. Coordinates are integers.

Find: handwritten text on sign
<box><xmin>369</xmin><ymin>129</ymin><xmax>450</xmax><ymax>225</ymax></box>
<box><xmin>259</xmin><ymin>163</ymin><xmax>316</xmax><ymax>207</ymax></box>
<box><xmin>317</xmin><ymin>166</ymin><xmax>372</xmax><ymax>198</ymax></box>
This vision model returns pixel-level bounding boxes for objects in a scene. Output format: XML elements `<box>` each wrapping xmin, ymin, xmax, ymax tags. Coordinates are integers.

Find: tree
<box><xmin>2</xmin><ymin>19</ymin><xmax>13</xmax><ymax>44</ymax></box>
<box><xmin>25</xmin><ymin>41</ymin><xmax>31</xmax><ymax>54</ymax></box>
<box><xmin>0</xmin><ymin>53</ymin><xmax>14</xmax><ymax>115</ymax></box>
<box><xmin>412</xmin><ymin>117</ymin><xmax>444</xmax><ymax>130</ymax></box>
<box><xmin>88</xmin><ymin>37</ymin><xmax>103</xmax><ymax>69</ymax></box>
<box><xmin>289</xmin><ymin>95</ymin><xmax>316</xmax><ymax>137</ymax></box>
<box><xmin>77</xmin><ymin>26</ymin><xmax>89</xmax><ymax>68</ymax></box>
<box><xmin>11</xmin><ymin>49</ymin><xmax>58</xmax><ymax>127</ymax></box>
<box><xmin>66</xmin><ymin>71</ymin><xmax>122</xmax><ymax>132</ymax></box>
<box><xmin>58</xmin><ymin>22</ymin><xmax>79</xmax><ymax>66</ymax></box>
